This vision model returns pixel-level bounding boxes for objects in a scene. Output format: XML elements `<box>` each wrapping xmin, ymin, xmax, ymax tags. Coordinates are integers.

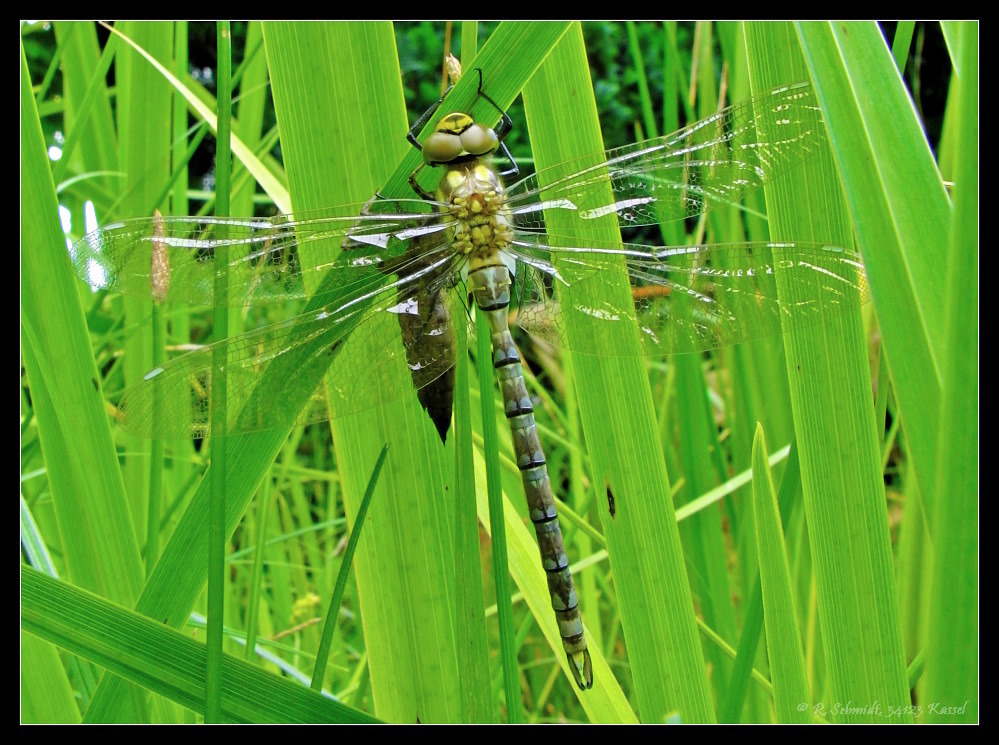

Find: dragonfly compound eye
<box><xmin>423</xmin><ymin>131</ymin><xmax>464</xmax><ymax>165</ymax></box>
<box><xmin>459</xmin><ymin>124</ymin><xmax>499</xmax><ymax>157</ymax></box>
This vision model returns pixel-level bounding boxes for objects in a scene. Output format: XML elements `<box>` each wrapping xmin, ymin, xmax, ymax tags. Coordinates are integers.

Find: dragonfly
<box><xmin>69</xmin><ymin>79</ymin><xmax>868</xmax><ymax>691</ymax></box>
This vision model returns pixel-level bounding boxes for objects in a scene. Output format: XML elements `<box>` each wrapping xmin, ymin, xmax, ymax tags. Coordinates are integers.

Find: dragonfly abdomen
<box><xmin>469</xmin><ymin>260</ymin><xmax>593</xmax><ymax>691</ymax></box>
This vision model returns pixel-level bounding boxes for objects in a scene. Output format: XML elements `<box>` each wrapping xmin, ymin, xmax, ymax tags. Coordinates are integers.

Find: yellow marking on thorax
<box><xmin>440</xmin><ymin>162</ymin><xmax>513</xmax><ymax>257</ymax></box>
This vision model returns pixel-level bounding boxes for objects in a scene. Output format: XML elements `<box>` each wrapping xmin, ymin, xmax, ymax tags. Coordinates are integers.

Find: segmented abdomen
<box><xmin>467</xmin><ymin>260</ymin><xmax>593</xmax><ymax>690</ymax></box>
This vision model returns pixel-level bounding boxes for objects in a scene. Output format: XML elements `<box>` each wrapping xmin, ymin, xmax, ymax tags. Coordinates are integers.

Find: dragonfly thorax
<box><xmin>439</xmin><ymin>161</ymin><xmax>514</xmax><ymax>258</ymax></box>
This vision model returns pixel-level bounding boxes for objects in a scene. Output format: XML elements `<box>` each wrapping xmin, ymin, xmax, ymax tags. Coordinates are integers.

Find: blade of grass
<box><xmin>21</xmin><ymin>38</ymin><xmax>150</xmax><ymax>722</ymax></box>
<box><xmin>796</xmin><ymin>21</ymin><xmax>949</xmax><ymax>503</ymax></box>
<box><xmin>626</xmin><ymin>21</ymin><xmax>657</xmax><ymax>140</ymax></box>
<box><xmin>925</xmin><ymin>21</ymin><xmax>977</xmax><ymax>724</ymax></box>
<box><xmin>751</xmin><ymin>425</ymin><xmax>810</xmax><ymax>723</ymax></box>
<box><xmin>890</xmin><ymin>22</ymin><xmax>916</xmax><ymax>71</ymax></box>
<box><xmin>719</xmin><ymin>438</ymin><xmax>800</xmax><ymax>721</ymax></box>
<box><xmin>477</xmin><ymin>308</ymin><xmax>521</xmax><ymax>721</ymax></box>
<box><xmin>747</xmin><ymin>21</ymin><xmax>911</xmax><ymax>722</ymax></box>
<box><xmin>244</xmin><ymin>473</ymin><xmax>271</xmax><ymax>662</ymax></box>
<box><xmin>523</xmin><ymin>23</ymin><xmax>715</xmax><ymax>723</ymax></box>
<box><xmin>312</xmin><ymin>444</ymin><xmax>388</xmax><ymax>690</ymax></box>
<box><xmin>675</xmin><ymin>350</ymin><xmax>737</xmax><ymax>701</ymax></box>
<box><xmin>452</xmin><ymin>302</ymin><xmax>493</xmax><ymax>721</ymax></box>
<box><xmin>20</xmin><ymin>628</ymin><xmax>81</xmax><ymax>723</ymax></box>
<box><xmin>231</xmin><ymin>21</ymin><xmax>269</xmax><ymax>217</ymax></box>
<box><xmin>21</xmin><ymin>566</ymin><xmax>378</xmax><ymax>723</ymax></box>
<box><xmin>205</xmin><ymin>20</ymin><xmax>233</xmax><ymax>724</ymax></box>
<box><xmin>263</xmin><ymin>21</ymin><xmax>459</xmax><ymax>722</ymax></box>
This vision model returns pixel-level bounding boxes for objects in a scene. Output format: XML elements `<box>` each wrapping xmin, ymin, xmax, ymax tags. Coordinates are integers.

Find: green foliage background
<box><xmin>21</xmin><ymin>21</ymin><xmax>976</xmax><ymax>724</ymax></box>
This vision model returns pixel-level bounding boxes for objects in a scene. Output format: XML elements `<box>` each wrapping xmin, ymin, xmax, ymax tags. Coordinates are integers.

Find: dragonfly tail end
<box><xmin>568</xmin><ymin>648</ymin><xmax>593</xmax><ymax>690</ymax></box>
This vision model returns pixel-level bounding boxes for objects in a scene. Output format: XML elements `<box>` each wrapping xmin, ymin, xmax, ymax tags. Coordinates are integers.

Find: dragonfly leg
<box><xmin>406</xmin><ymin>83</ymin><xmax>455</xmax><ymax>152</ymax></box>
<box><xmin>339</xmin><ymin>193</ymin><xmax>406</xmax><ymax>250</ymax></box>
<box><xmin>471</xmin><ymin>69</ymin><xmax>519</xmax><ymax>180</ymax></box>
<box><xmin>407</xmin><ymin>163</ymin><xmax>436</xmax><ymax>201</ymax></box>
<box><xmin>494</xmin><ymin>141</ymin><xmax>519</xmax><ymax>181</ymax></box>
<box><xmin>472</xmin><ymin>68</ymin><xmax>511</xmax><ymax>134</ymax></box>
<box><xmin>338</xmin><ymin>193</ymin><xmax>383</xmax><ymax>252</ymax></box>
<box><xmin>404</xmin><ymin>91</ymin><xmax>441</xmax><ymax>199</ymax></box>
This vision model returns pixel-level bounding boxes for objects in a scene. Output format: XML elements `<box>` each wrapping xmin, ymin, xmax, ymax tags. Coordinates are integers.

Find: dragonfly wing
<box><xmin>69</xmin><ymin>199</ymin><xmax>451</xmax><ymax>306</ymax></box>
<box><xmin>508</xmin><ymin>237</ymin><xmax>868</xmax><ymax>356</ymax></box>
<box><xmin>395</xmin><ymin>285</ymin><xmax>459</xmax><ymax>441</ymax></box>
<box><xmin>115</xmin><ymin>244</ymin><xmax>465</xmax><ymax>438</ymax></box>
<box><xmin>505</xmin><ymin>82</ymin><xmax>825</xmax><ymax>232</ymax></box>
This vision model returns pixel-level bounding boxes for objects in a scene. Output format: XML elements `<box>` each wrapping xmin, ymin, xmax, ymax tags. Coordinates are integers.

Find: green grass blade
<box><xmin>452</xmin><ymin>307</ymin><xmax>493</xmax><ymax>721</ymax></box>
<box><xmin>243</xmin><ymin>474</ymin><xmax>270</xmax><ymax>663</ymax></box>
<box><xmin>751</xmin><ymin>425</ymin><xmax>810</xmax><ymax>723</ymax></box>
<box><xmin>522</xmin><ymin>23</ymin><xmax>714</xmax><ymax>722</ymax></box>
<box><xmin>796</xmin><ymin>21</ymin><xmax>948</xmax><ymax>501</ymax></box>
<box><xmin>720</xmin><ymin>439</ymin><xmax>801</xmax><ymax>722</ymax></box>
<box><xmin>939</xmin><ymin>22</ymin><xmax>965</xmax><ymax>76</ymax></box>
<box><xmin>477</xmin><ymin>307</ymin><xmax>521</xmax><ymax>720</ymax></box>
<box><xmin>746</xmin><ymin>22</ymin><xmax>911</xmax><ymax>722</ymax></box>
<box><xmin>231</xmin><ymin>21</ymin><xmax>269</xmax><ymax>217</ymax></box>
<box><xmin>890</xmin><ymin>22</ymin><xmax>915</xmax><ymax>72</ymax></box>
<box><xmin>263</xmin><ymin>21</ymin><xmax>460</xmax><ymax>722</ymax></box>
<box><xmin>312</xmin><ymin>444</ymin><xmax>388</xmax><ymax>689</ymax></box>
<box><xmin>205</xmin><ymin>21</ymin><xmax>233</xmax><ymax>724</ymax></box>
<box><xmin>21</xmin><ymin>566</ymin><xmax>377</xmax><ymax>723</ymax></box>
<box><xmin>674</xmin><ymin>354</ymin><xmax>738</xmax><ymax>701</ymax></box>
<box><xmin>103</xmin><ymin>21</ymin><xmax>290</xmax><ymax>212</ymax></box>
<box><xmin>21</xmin><ymin>38</ymin><xmax>150</xmax><ymax>722</ymax></box>
<box><xmin>21</xmin><ymin>38</ymin><xmax>143</xmax><ymax>608</ymax></box>
<box><xmin>626</xmin><ymin>21</ymin><xmax>657</xmax><ymax>139</ymax></box>
<box><xmin>20</xmin><ymin>629</ymin><xmax>81</xmax><ymax>723</ymax></box>
<box><xmin>925</xmin><ymin>21</ymin><xmax>978</xmax><ymax>724</ymax></box>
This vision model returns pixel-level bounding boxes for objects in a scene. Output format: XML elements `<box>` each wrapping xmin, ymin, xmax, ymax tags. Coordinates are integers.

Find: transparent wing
<box><xmin>69</xmin><ymin>199</ymin><xmax>452</xmax><ymax>305</ymax></box>
<box><xmin>113</xmin><ymin>240</ymin><xmax>465</xmax><ymax>438</ymax></box>
<box><xmin>509</xmin><ymin>236</ymin><xmax>868</xmax><ymax>356</ymax></box>
<box><xmin>506</xmin><ymin>82</ymin><xmax>824</xmax><ymax>232</ymax></box>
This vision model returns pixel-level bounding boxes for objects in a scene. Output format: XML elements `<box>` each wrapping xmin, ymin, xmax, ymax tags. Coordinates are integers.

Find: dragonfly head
<box><xmin>422</xmin><ymin>112</ymin><xmax>499</xmax><ymax>166</ymax></box>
